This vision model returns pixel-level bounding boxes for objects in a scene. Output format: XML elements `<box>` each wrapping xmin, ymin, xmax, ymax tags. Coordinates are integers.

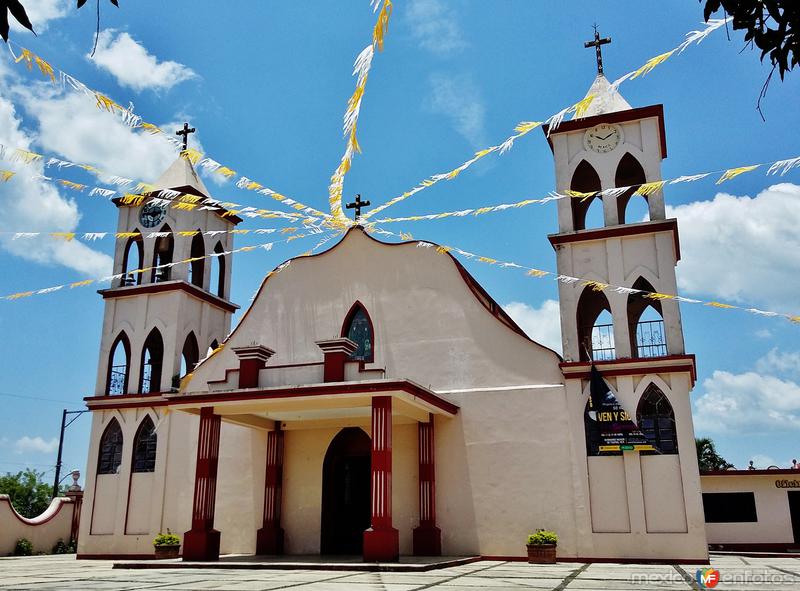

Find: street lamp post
<box><xmin>52</xmin><ymin>409</ymin><xmax>88</xmax><ymax>499</ymax></box>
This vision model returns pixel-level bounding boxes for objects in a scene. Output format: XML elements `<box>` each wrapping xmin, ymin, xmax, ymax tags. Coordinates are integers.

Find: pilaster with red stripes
<box><xmin>363</xmin><ymin>396</ymin><xmax>399</xmax><ymax>561</ymax></box>
<box><xmin>256</xmin><ymin>427</ymin><xmax>285</xmax><ymax>555</ymax></box>
<box><xmin>183</xmin><ymin>407</ymin><xmax>222</xmax><ymax>561</ymax></box>
<box><xmin>413</xmin><ymin>415</ymin><xmax>441</xmax><ymax>555</ymax></box>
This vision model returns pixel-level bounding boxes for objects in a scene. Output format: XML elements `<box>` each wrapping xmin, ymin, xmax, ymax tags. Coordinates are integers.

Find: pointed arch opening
<box><xmin>132</xmin><ymin>415</ymin><xmax>157</xmax><ymax>473</ymax></box>
<box><xmin>206</xmin><ymin>338</ymin><xmax>220</xmax><ymax>359</ymax></box>
<box><xmin>341</xmin><ymin>302</ymin><xmax>374</xmax><ymax>363</ymax></box>
<box><xmin>615</xmin><ymin>152</ymin><xmax>648</xmax><ymax>224</ymax></box>
<box><xmin>151</xmin><ymin>224</ymin><xmax>174</xmax><ymax>283</ymax></box>
<box><xmin>188</xmin><ymin>232</ymin><xmax>205</xmax><ymax>288</ymax></box>
<box><xmin>636</xmin><ymin>384</ymin><xmax>678</xmax><ymax>454</ymax></box>
<box><xmin>106</xmin><ymin>332</ymin><xmax>131</xmax><ymax>395</ymax></box>
<box><xmin>627</xmin><ymin>277</ymin><xmax>667</xmax><ymax>358</ymax></box>
<box><xmin>121</xmin><ymin>231</ymin><xmax>144</xmax><ymax>287</ymax></box>
<box><xmin>570</xmin><ymin>160</ymin><xmax>602</xmax><ymax>231</ymax></box>
<box><xmin>139</xmin><ymin>328</ymin><xmax>164</xmax><ymax>394</ymax></box>
<box><xmin>577</xmin><ymin>286</ymin><xmax>614</xmax><ymax>361</ymax></box>
<box><xmin>210</xmin><ymin>241</ymin><xmax>226</xmax><ymax>298</ymax></box>
<box><xmin>320</xmin><ymin>427</ymin><xmax>371</xmax><ymax>555</ymax></box>
<box><xmin>180</xmin><ymin>331</ymin><xmax>200</xmax><ymax>377</ymax></box>
<box><xmin>97</xmin><ymin>419</ymin><xmax>123</xmax><ymax>475</ymax></box>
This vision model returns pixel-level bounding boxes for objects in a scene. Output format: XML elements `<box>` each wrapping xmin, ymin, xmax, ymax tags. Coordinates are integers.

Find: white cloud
<box><xmin>14</xmin><ymin>436</ymin><xmax>58</xmax><ymax>454</ymax></box>
<box><xmin>426</xmin><ymin>73</ymin><xmax>486</xmax><ymax>147</ymax></box>
<box><xmin>668</xmin><ymin>183</ymin><xmax>800</xmax><ymax>310</ymax></box>
<box><xmin>10</xmin><ymin>0</ymin><xmax>69</xmax><ymax>33</ymax></box>
<box><xmin>90</xmin><ymin>29</ymin><xmax>197</xmax><ymax>92</ymax></box>
<box><xmin>749</xmin><ymin>454</ymin><xmax>777</xmax><ymax>469</ymax></box>
<box><xmin>755</xmin><ymin>328</ymin><xmax>772</xmax><ymax>339</ymax></box>
<box><xmin>0</xmin><ymin>93</ymin><xmax>113</xmax><ymax>278</ymax></box>
<box><xmin>693</xmin><ymin>370</ymin><xmax>800</xmax><ymax>434</ymax></box>
<box><xmin>406</xmin><ymin>0</ymin><xmax>467</xmax><ymax>56</ymax></box>
<box><xmin>756</xmin><ymin>347</ymin><xmax>800</xmax><ymax>378</ymax></box>
<box><xmin>503</xmin><ymin>300</ymin><xmax>562</xmax><ymax>353</ymax></box>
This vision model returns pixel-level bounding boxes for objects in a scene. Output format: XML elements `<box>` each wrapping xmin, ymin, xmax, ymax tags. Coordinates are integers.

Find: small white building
<box><xmin>77</xmin><ymin>75</ymin><xmax>709</xmax><ymax>563</ymax></box>
<box><xmin>701</xmin><ymin>469</ymin><xmax>800</xmax><ymax>552</ymax></box>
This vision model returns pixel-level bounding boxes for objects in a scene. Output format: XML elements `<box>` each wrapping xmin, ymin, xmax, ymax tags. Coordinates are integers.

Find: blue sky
<box><xmin>0</xmin><ymin>1</ymin><xmax>798</xmax><ymax>483</ymax></box>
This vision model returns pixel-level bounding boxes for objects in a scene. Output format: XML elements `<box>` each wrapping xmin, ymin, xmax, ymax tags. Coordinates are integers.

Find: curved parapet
<box><xmin>0</xmin><ymin>493</ymin><xmax>81</xmax><ymax>556</ymax></box>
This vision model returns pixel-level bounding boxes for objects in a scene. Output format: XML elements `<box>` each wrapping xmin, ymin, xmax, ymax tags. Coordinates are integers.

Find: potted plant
<box><xmin>526</xmin><ymin>529</ymin><xmax>557</xmax><ymax>564</ymax></box>
<box><xmin>153</xmin><ymin>531</ymin><xmax>181</xmax><ymax>559</ymax></box>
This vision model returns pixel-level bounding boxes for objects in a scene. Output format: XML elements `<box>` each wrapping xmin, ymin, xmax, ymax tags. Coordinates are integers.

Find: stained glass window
<box><xmin>132</xmin><ymin>416</ymin><xmax>157</xmax><ymax>473</ymax></box>
<box><xmin>97</xmin><ymin>420</ymin><xmax>123</xmax><ymax>475</ymax></box>
<box><xmin>346</xmin><ymin>306</ymin><xmax>373</xmax><ymax>361</ymax></box>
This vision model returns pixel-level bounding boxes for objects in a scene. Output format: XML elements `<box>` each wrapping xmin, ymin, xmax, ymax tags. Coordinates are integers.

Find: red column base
<box><xmin>182</xmin><ymin>528</ymin><xmax>220</xmax><ymax>561</ymax></box>
<box><xmin>412</xmin><ymin>525</ymin><xmax>441</xmax><ymax>556</ymax></box>
<box><xmin>363</xmin><ymin>527</ymin><xmax>399</xmax><ymax>562</ymax></box>
<box><xmin>255</xmin><ymin>525</ymin><xmax>284</xmax><ymax>555</ymax></box>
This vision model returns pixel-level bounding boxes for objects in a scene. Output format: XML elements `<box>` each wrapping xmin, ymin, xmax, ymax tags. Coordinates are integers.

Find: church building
<box><xmin>77</xmin><ymin>57</ymin><xmax>709</xmax><ymax>562</ymax></box>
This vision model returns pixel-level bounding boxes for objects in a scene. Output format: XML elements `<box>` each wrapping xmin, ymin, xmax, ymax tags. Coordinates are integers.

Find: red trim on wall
<box><xmin>701</xmin><ymin>469</ymin><xmax>800</xmax><ymax>476</ymax></box>
<box><xmin>0</xmin><ymin>495</ymin><xmax>71</xmax><ymax>526</ymax></box>
<box><xmin>99</xmin><ymin>280</ymin><xmax>239</xmax><ymax>313</ymax></box>
<box><xmin>548</xmin><ymin>219</ymin><xmax>681</xmax><ymax>261</ymax></box>
<box><xmin>542</xmin><ymin>104</ymin><xmax>668</xmax><ymax>159</ymax></box>
<box><xmin>560</xmin><ymin>354</ymin><xmax>697</xmax><ymax>385</ymax></box>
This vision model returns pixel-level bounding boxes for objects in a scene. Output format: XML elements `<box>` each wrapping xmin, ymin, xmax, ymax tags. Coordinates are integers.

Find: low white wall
<box><xmin>0</xmin><ymin>495</ymin><xmax>77</xmax><ymax>556</ymax></box>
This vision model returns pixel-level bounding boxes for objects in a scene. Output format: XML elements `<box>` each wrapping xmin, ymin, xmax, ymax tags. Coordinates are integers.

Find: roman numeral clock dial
<box><xmin>583</xmin><ymin>123</ymin><xmax>623</xmax><ymax>153</ymax></box>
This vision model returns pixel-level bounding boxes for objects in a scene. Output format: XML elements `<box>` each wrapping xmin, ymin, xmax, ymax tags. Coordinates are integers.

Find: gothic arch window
<box><xmin>341</xmin><ymin>302</ymin><xmax>374</xmax><ymax>363</ymax></box>
<box><xmin>636</xmin><ymin>384</ymin><xmax>678</xmax><ymax>454</ymax></box>
<box><xmin>576</xmin><ymin>286</ymin><xmax>614</xmax><ymax>361</ymax></box>
<box><xmin>121</xmin><ymin>231</ymin><xmax>144</xmax><ymax>287</ymax></box>
<box><xmin>206</xmin><ymin>339</ymin><xmax>220</xmax><ymax>359</ymax></box>
<box><xmin>151</xmin><ymin>225</ymin><xmax>174</xmax><ymax>283</ymax></box>
<box><xmin>209</xmin><ymin>241</ymin><xmax>226</xmax><ymax>298</ymax></box>
<box><xmin>106</xmin><ymin>332</ymin><xmax>131</xmax><ymax>395</ymax></box>
<box><xmin>132</xmin><ymin>416</ymin><xmax>157</xmax><ymax>473</ymax></box>
<box><xmin>188</xmin><ymin>232</ymin><xmax>205</xmax><ymax>288</ymax></box>
<box><xmin>139</xmin><ymin>328</ymin><xmax>164</xmax><ymax>393</ymax></box>
<box><xmin>180</xmin><ymin>331</ymin><xmax>199</xmax><ymax>377</ymax></box>
<box><xmin>626</xmin><ymin>277</ymin><xmax>667</xmax><ymax>358</ymax></box>
<box><xmin>615</xmin><ymin>152</ymin><xmax>648</xmax><ymax>224</ymax></box>
<box><xmin>570</xmin><ymin>160</ymin><xmax>602</xmax><ymax>231</ymax></box>
<box><xmin>97</xmin><ymin>419</ymin><xmax>123</xmax><ymax>475</ymax></box>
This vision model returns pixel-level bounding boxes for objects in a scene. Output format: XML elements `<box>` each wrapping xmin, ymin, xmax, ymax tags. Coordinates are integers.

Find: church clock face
<box><xmin>139</xmin><ymin>202</ymin><xmax>167</xmax><ymax>228</ymax></box>
<box><xmin>583</xmin><ymin>123</ymin><xmax>623</xmax><ymax>153</ymax></box>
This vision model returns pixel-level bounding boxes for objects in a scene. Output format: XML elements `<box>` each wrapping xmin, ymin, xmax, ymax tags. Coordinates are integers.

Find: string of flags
<box><xmin>0</xmin><ymin>144</ymin><xmax>325</xmax><ymax>225</ymax></box>
<box><xmin>365</xmin><ymin>227</ymin><xmax>800</xmax><ymax>325</ymax></box>
<box><xmin>328</xmin><ymin>0</ymin><xmax>393</xmax><ymax>222</ymax></box>
<box><xmin>368</xmin><ymin>154</ymin><xmax>800</xmax><ymax>224</ymax></box>
<box><xmin>0</xmin><ymin>225</ymin><xmax>315</xmax><ymax>243</ymax></box>
<box><xmin>361</xmin><ymin>17</ymin><xmax>732</xmax><ymax>221</ymax></box>
<box><xmin>0</xmin><ymin>227</ymin><xmax>333</xmax><ymax>302</ymax></box>
<box><xmin>4</xmin><ymin>42</ymin><xmax>332</xmax><ymax>222</ymax></box>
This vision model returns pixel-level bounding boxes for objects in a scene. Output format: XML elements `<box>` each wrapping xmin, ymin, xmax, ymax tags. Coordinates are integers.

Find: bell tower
<box><xmin>93</xmin><ymin>152</ymin><xmax>240</xmax><ymax>397</ymax></box>
<box><xmin>543</xmin><ymin>35</ymin><xmax>707</xmax><ymax>559</ymax></box>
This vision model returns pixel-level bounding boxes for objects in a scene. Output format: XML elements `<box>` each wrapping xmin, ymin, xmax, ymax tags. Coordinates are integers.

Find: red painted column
<box><xmin>232</xmin><ymin>345</ymin><xmax>275</xmax><ymax>389</ymax></box>
<box><xmin>315</xmin><ymin>338</ymin><xmax>357</xmax><ymax>382</ymax></box>
<box><xmin>413</xmin><ymin>415</ymin><xmax>441</xmax><ymax>555</ymax></box>
<box><xmin>256</xmin><ymin>426</ymin><xmax>284</xmax><ymax>554</ymax></box>
<box><xmin>183</xmin><ymin>407</ymin><xmax>222</xmax><ymax>561</ymax></box>
<box><xmin>363</xmin><ymin>396</ymin><xmax>399</xmax><ymax>562</ymax></box>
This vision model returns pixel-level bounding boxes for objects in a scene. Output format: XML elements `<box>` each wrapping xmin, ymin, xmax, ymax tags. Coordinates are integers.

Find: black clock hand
<box><xmin>597</xmin><ymin>133</ymin><xmax>614</xmax><ymax>140</ymax></box>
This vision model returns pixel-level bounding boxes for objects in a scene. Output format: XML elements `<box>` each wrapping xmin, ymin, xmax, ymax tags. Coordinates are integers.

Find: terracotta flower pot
<box><xmin>526</xmin><ymin>543</ymin><xmax>557</xmax><ymax>564</ymax></box>
<box><xmin>154</xmin><ymin>544</ymin><xmax>181</xmax><ymax>559</ymax></box>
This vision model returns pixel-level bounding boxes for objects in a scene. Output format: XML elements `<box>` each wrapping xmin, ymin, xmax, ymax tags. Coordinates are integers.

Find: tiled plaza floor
<box><xmin>0</xmin><ymin>553</ymin><xmax>799</xmax><ymax>590</ymax></box>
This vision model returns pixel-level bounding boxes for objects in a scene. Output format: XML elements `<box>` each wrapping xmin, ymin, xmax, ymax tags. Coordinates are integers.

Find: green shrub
<box><xmin>14</xmin><ymin>538</ymin><xmax>33</xmax><ymax>556</ymax></box>
<box><xmin>153</xmin><ymin>530</ymin><xmax>181</xmax><ymax>547</ymax></box>
<box><xmin>52</xmin><ymin>539</ymin><xmax>76</xmax><ymax>554</ymax></box>
<box><xmin>527</xmin><ymin>529</ymin><xmax>558</xmax><ymax>546</ymax></box>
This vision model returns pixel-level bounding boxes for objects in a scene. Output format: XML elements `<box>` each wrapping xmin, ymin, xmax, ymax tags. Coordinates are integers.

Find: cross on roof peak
<box><xmin>345</xmin><ymin>193</ymin><xmax>371</xmax><ymax>221</ymax></box>
<box><xmin>584</xmin><ymin>25</ymin><xmax>611</xmax><ymax>76</ymax></box>
<box><xmin>176</xmin><ymin>122</ymin><xmax>196</xmax><ymax>151</ymax></box>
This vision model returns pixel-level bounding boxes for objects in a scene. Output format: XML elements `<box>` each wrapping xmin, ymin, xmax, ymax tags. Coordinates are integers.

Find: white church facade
<box><xmin>77</xmin><ymin>75</ymin><xmax>709</xmax><ymax>563</ymax></box>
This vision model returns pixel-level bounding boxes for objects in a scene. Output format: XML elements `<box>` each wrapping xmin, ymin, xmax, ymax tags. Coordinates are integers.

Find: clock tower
<box><xmin>93</xmin><ymin>154</ymin><xmax>240</xmax><ymax>397</ymax></box>
<box><xmin>542</xmin><ymin>40</ymin><xmax>707</xmax><ymax>559</ymax></box>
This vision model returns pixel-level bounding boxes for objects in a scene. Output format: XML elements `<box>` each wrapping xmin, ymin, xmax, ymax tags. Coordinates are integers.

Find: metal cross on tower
<box><xmin>346</xmin><ymin>194</ymin><xmax>371</xmax><ymax>220</ymax></box>
<box><xmin>584</xmin><ymin>25</ymin><xmax>611</xmax><ymax>75</ymax></box>
<box><xmin>176</xmin><ymin>122</ymin><xmax>196</xmax><ymax>151</ymax></box>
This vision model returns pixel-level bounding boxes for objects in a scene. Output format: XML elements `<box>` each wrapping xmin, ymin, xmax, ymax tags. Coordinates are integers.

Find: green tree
<box><xmin>0</xmin><ymin>469</ymin><xmax>55</xmax><ymax>518</ymax></box>
<box><xmin>696</xmin><ymin>437</ymin><xmax>735</xmax><ymax>471</ymax></box>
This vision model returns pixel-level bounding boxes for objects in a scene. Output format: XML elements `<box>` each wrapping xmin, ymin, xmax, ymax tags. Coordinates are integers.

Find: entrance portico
<box><xmin>171</xmin><ymin>379</ymin><xmax>458</xmax><ymax>562</ymax></box>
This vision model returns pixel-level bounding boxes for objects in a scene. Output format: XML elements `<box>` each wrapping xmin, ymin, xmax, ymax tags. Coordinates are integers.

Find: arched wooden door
<box><xmin>320</xmin><ymin>427</ymin><xmax>371</xmax><ymax>555</ymax></box>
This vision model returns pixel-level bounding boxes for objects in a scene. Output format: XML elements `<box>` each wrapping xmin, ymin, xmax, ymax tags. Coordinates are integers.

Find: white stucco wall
<box><xmin>0</xmin><ymin>496</ymin><xmax>78</xmax><ymax>556</ymax></box>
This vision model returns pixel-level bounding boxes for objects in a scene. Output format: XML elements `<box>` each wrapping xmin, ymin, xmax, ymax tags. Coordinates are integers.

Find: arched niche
<box><xmin>106</xmin><ymin>331</ymin><xmax>131</xmax><ymax>395</ymax></box>
<box><xmin>209</xmin><ymin>241</ymin><xmax>226</xmax><ymax>298</ymax></box>
<box><xmin>570</xmin><ymin>160</ymin><xmax>602</xmax><ymax>231</ymax></box>
<box><xmin>576</xmin><ymin>286</ymin><xmax>615</xmax><ymax>361</ymax></box>
<box><xmin>132</xmin><ymin>415</ymin><xmax>157</xmax><ymax>473</ymax></box>
<box><xmin>627</xmin><ymin>277</ymin><xmax>667</xmax><ymax>358</ymax></box>
<box><xmin>151</xmin><ymin>225</ymin><xmax>174</xmax><ymax>283</ymax></box>
<box><xmin>97</xmin><ymin>418</ymin><xmax>123</xmax><ymax>475</ymax></box>
<box><xmin>188</xmin><ymin>232</ymin><xmax>205</xmax><ymax>288</ymax></box>
<box><xmin>139</xmin><ymin>328</ymin><xmax>164</xmax><ymax>393</ymax></box>
<box><xmin>121</xmin><ymin>231</ymin><xmax>144</xmax><ymax>286</ymax></box>
<box><xmin>341</xmin><ymin>302</ymin><xmax>375</xmax><ymax>363</ymax></box>
<box><xmin>636</xmin><ymin>383</ymin><xmax>678</xmax><ymax>454</ymax></box>
<box><xmin>615</xmin><ymin>152</ymin><xmax>648</xmax><ymax>224</ymax></box>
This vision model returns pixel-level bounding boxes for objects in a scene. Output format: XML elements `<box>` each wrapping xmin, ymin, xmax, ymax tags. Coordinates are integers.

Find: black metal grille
<box><xmin>584</xmin><ymin>323</ymin><xmax>615</xmax><ymax>361</ymax></box>
<box><xmin>108</xmin><ymin>365</ymin><xmax>127</xmax><ymax>395</ymax></box>
<box><xmin>636</xmin><ymin>320</ymin><xmax>667</xmax><ymax>358</ymax></box>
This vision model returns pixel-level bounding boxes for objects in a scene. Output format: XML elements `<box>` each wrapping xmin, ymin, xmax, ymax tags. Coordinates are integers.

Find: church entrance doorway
<box><xmin>320</xmin><ymin>427</ymin><xmax>371</xmax><ymax>555</ymax></box>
